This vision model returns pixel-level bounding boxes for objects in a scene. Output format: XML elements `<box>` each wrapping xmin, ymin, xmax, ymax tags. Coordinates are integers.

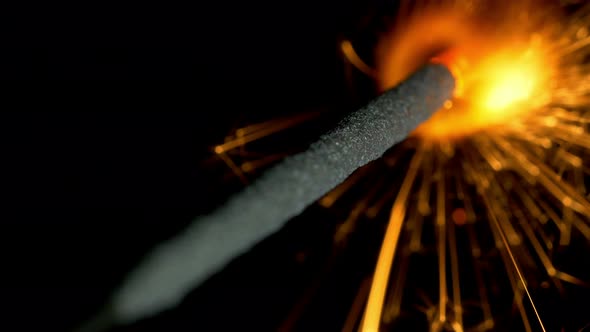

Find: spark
<box><xmin>362</xmin><ymin>145</ymin><xmax>424</xmax><ymax>332</ymax></box>
<box><xmin>213</xmin><ymin>111</ymin><xmax>320</xmax><ymax>154</ymax></box>
<box><xmin>416</xmin><ymin>40</ymin><xmax>552</xmax><ymax>139</ymax></box>
<box><xmin>343</xmin><ymin>0</ymin><xmax>590</xmax><ymax>331</ymax></box>
<box><xmin>213</xmin><ymin>1</ymin><xmax>590</xmax><ymax>331</ymax></box>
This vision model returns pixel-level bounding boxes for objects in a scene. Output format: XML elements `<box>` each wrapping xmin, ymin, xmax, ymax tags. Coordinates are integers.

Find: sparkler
<box><xmin>80</xmin><ymin>1</ymin><xmax>590</xmax><ymax>331</ymax></box>
<box><xmin>222</xmin><ymin>0</ymin><xmax>590</xmax><ymax>331</ymax></box>
<box><xmin>220</xmin><ymin>1</ymin><xmax>590</xmax><ymax>331</ymax></box>
<box><xmin>77</xmin><ymin>64</ymin><xmax>453</xmax><ymax>332</ymax></box>
<box><xmin>343</xmin><ymin>1</ymin><xmax>590</xmax><ymax>331</ymax></box>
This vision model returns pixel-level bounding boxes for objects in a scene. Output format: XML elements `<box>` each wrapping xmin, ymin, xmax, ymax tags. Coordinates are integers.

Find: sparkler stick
<box><xmin>79</xmin><ymin>64</ymin><xmax>454</xmax><ymax>331</ymax></box>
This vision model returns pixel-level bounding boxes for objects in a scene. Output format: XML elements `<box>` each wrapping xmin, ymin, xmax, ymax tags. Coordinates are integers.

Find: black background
<box><xmin>2</xmin><ymin>1</ymin><xmax>590</xmax><ymax>331</ymax></box>
<box><xmin>1</xmin><ymin>0</ymin><xmax>369</xmax><ymax>331</ymax></box>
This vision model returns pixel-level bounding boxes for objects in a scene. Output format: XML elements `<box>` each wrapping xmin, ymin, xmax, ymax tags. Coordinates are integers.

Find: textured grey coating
<box><xmin>110</xmin><ymin>64</ymin><xmax>455</xmax><ymax>325</ymax></box>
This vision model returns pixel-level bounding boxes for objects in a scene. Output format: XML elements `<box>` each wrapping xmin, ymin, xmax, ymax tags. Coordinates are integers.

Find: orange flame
<box><xmin>375</xmin><ymin>1</ymin><xmax>556</xmax><ymax>140</ymax></box>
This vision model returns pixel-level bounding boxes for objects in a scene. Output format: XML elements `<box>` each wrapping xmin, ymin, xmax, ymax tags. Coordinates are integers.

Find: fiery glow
<box><xmin>359</xmin><ymin>1</ymin><xmax>590</xmax><ymax>332</ymax></box>
<box><xmin>479</xmin><ymin>58</ymin><xmax>537</xmax><ymax>110</ymax></box>
<box><xmin>414</xmin><ymin>45</ymin><xmax>553</xmax><ymax>139</ymax></box>
<box><xmin>376</xmin><ymin>1</ymin><xmax>557</xmax><ymax>140</ymax></box>
<box><xmin>215</xmin><ymin>1</ymin><xmax>590</xmax><ymax>331</ymax></box>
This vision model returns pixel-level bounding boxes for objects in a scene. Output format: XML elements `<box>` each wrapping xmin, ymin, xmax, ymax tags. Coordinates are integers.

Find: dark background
<box><xmin>2</xmin><ymin>1</ymin><xmax>590</xmax><ymax>331</ymax></box>
<box><xmin>1</xmin><ymin>0</ymin><xmax>372</xmax><ymax>331</ymax></box>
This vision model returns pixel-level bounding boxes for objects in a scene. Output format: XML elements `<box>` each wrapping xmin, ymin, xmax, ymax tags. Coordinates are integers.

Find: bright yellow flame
<box><xmin>374</xmin><ymin>1</ymin><xmax>558</xmax><ymax>141</ymax></box>
<box><xmin>469</xmin><ymin>49</ymin><xmax>547</xmax><ymax>116</ymax></box>
<box><xmin>482</xmin><ymin>66</ymin><xmax>535</xmax><ymax>110</ymax></box>
<box><xmin>412</xmin><ymin>44</ymin><xmax>552</xmax><ymax>140</ymax></box>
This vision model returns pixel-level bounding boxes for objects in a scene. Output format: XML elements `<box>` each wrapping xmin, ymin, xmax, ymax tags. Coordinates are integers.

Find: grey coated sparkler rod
<box><xmin>78</xmin><ymin>64</ymin><xmax>455</xmax><ymax>332</ymax></box>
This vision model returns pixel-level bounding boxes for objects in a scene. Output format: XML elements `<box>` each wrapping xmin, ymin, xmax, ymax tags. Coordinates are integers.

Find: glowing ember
<box><xmin>215</xmin><ymin>1</ymin><xmax>590</xmax><ymax>331</ymax></box>
<box><xmin>414</xmin><ymin>45</ymin><xmax>552</xmax><ymax>139</ymax></box>
<box><xmin>479</xmin><ymin>60</ymin><xmax>536</xmax><ymax>111</ymax></box>
<box><xmin>357</xmin><ymin>1</ymin><xmax>590</xmax><ymax>331</ymax></box>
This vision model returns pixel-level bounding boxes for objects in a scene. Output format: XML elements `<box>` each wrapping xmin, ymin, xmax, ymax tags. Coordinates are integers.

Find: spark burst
<box><xmin>215</xmin><ymin>1</ymin><xmax>590</xmax><ymax>331</ymax></box>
